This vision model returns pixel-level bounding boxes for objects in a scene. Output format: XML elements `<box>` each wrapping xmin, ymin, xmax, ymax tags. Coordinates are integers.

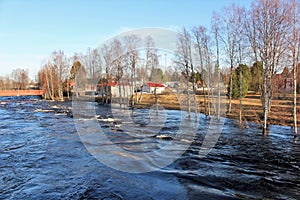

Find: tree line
<box><xmin>0</xmin><ymin>68</ymin><xmax>31</xmax><ymax>90</ymax></box>
<box><xmin>36</xmin><ymin>35</ymin><xmax>178</xmax><ymax>104</ymax></box>
<box><xmin>175</xmin><ymin>0</ymin><xmax>299</xmax><ymax>135</ymax></box>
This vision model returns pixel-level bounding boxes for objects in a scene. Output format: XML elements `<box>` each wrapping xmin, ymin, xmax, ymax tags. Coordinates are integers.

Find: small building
<box><xmin>272</xmin><ymin>66</ymin><xmax>293</xmax><ymax>93</ymax></box>
<box><xmin>97</xmin><ymin>81</ymin><xmax>132</xmax><ymax>98</ymax></box>
<box><xmin>142</xmin><ymin>82</ymin><xmax>166</xmax><ymax>94</ymax></box>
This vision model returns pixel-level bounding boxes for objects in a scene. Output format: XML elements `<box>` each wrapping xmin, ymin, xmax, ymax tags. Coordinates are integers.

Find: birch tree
<box><xmin>111</xmin><ymin>39</ymin><xmax>124</xmax><ymax>106</ymax></box>
<box><xmin>192</xmin><ymin>26</ymin><xmax>208</xmax><ymax>116</ymax></box>
<box><xmin>248</xmin><ymin>0</ymin><xmax>291</xmax><ymax>133</ymax></box>
<box><xmin>289</xmin><ymin>0</ymin><xmax>300</xmax><ymax>137</ymax></box>
<box><xmin>138</xmin><ymin>36</ymin><xmax>156</xmax><ymax>103</ymax></box>
<box><xmin>211</xmin><ymin>13</ymin><xmax>221</xmax><ymax>120</ymax></box>
<box><xmin>176</xmin><ymin>27</ymin><xmax>193</xmax><ymax>118</ymax></box>
<box><xmin>217</xmin><ymin>6</ymin><xmax>238</xmax><ymax>113</ymax></box>
<box><xmin>12</xmin><ymin>68</ymin><xmax>29</xmax><ymax>90</ymax></box>
<box><xmin>101</xmin><ymin>44</ymin><xmax>113</xmax><ymax>103</ymax></box>
<box><xmin>124</xmin><ymin>34</ymin><xmax>140</xmax><ymax>106</ymax></box>
<box><xmin>85</xmin><ymin>48</ymin><xmax>102</xmax><ymax>95</ymax></box>
<box><xmin>233</xmin><ymin>5</ymin><xmax>247</xmax><ymax>124</ymax></box>
<box><xmin>52</xmin><ymin>50</ymin><xmax>68</xmax><ymax>101</ymax></box>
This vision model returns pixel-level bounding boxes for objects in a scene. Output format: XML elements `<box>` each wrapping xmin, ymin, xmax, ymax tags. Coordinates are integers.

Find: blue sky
<box><xmin>0</xmin><ymin>0</ymin><xmax>252</xmax><ymax>79</ymax></box>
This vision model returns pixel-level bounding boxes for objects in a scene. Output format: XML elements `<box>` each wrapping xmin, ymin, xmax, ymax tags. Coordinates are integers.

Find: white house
<box><xmin>142</xmin><ymin>82</ymin><xmax>166</xmax><ymax>94</ymax></box>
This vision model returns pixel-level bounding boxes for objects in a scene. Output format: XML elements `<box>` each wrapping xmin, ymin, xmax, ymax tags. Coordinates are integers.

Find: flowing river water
<box><xmin>0</xmin><ymin>96</ymin><xmax>299</xmax><ymax>199</ymax></box>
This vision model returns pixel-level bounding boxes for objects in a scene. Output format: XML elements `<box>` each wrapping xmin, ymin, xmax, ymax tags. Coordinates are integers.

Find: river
<box><xmin>0</xmin><ymin>96</ymin><xmax>299</xmax><ymax>199</ymax></box>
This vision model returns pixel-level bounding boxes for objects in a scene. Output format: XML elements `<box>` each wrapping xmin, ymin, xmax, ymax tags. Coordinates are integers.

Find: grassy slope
<box><xmin>134</xmin><ymin>92</ymin><xmax>300</xmax><ymax>127</ymax></box>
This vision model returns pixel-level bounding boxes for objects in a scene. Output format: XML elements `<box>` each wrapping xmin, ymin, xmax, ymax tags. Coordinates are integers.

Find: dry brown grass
<box><xmin>133</xmin><ymin>92</ymin><xmax>300</xmax><ymax>127</ymax></box>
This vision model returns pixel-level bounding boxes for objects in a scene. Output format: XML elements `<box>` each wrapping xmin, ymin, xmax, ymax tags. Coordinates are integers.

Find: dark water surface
<box><xmin>0</xmin><ymin>96</ymin><xmax>299</xmax><ymax>199</ymax></box>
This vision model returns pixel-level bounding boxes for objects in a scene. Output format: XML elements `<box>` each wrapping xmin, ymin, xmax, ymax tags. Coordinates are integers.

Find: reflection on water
<box><xmin>0</xmin><ymin>96</ymin><xmax>299</xmax><ymax>199</ymax></box>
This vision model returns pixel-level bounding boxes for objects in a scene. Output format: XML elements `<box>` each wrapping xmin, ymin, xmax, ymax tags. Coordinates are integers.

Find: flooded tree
<box><xmin>211</xmin><ymin>13</ymin><xmax>221</xmax><ymax>120</ymax></box>
<box><xmin>247</xmin><ymin>0</ymin><xmax>291</xmax><ymax>133</ymax></box>
<box><xmin>124</xmin><ymin>34</ymin><xmax>140</xmax><ymax>106</ymax></box>
<box><xmin>111</xmin><ymin>39</ymin><xmax>125</xmax><ymax>106</ymax></box>
<box><xmin>176</xmin><ymin>27</ymin><xmax>193</xmax><ymax>118</ymax></box>
<box><xmin>216</xmin><ymin>5</ymin><xmax>239</xmax><ymax>114</ymax></box>
<box><xmin>39</xmin><ymin>62</ymin><xmax>57</xmax><ymax>100</ymax></box>
<box><xmin>234</xmin><ymin>6</ymin><xmax>247</xmax><ymax>125</ymax></box>
<box><xmin>52</xmin><ymin>50</ymin><xmax>68</xmax><ymax>101</ymax></box>
<box><xmin>84</xmin><ymin>48</ymin><xmax>103</xmax><ymax>96</ymax></box>
<box><xmin>192</xmin><ymin>26</ymin><xmax>209</xmax><ymax>116</ymax></box>
<box><xmin>101</xmin><ymin>44</ymin><xmax>114</xmax><ymax>104</ymax></box>
<box><xmin>150</xmin><ymin>52</ymin><xmax>160</xmax><ymax>111</ymax></box>
<box><xmin>288</xmin><ymin>0</ymin><xmax>300</xmax><ymax>137</ymax></box>
<box><xmin>138</xmin><ymin>36</ymin><xmax>156</xmax><ymax>103</ymax></box>
<box><xmin>38</xmin><ymin>51</ymin><xmax>69</xmax><ymax>100</ymax></box>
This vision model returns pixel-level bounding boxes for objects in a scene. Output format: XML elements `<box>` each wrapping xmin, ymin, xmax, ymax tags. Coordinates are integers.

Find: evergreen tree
<box><xmin>228</xmin><ymin>64</ymin><xmax>251</xmax><ymax>98</ymax></box>
<box><xmin>249</xmin><ymin>62</ymin><xmax>263</xmax><ymax>93</ymax></box>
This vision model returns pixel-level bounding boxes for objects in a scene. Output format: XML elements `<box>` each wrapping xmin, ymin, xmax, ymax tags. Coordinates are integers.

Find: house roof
<box><xmin>98</xmin><ymin>82</ymin><xmax>117</xmax><ymax>87</ymax></box>
<box><xmin>146</xmin><ymin>82</ymin><xmax>165</xmax><ymax>88</ymax></box>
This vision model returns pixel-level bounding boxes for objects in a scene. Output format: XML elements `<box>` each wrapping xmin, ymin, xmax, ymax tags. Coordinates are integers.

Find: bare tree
<box><xmin>138</xmin><ymin>36</ymin><xmax>156</xmax><ymax>103</ymax></box>
<box><xmin>192</xmin><ymin>26</ymin><xmax>208</xmax><ymax>116</ymax></box>
<box><xmin>111</xmin><ymin>39</ymin><xmax>124</xmax><ymax>106</ymax></box>
<box><xmin>232</xmin><ymin>5</ymin><xmax>247</xmax><ymax>125</ymax></box>
<box><xmin>12</xmin><ymin>68</ymin><xmax>29</xmax><ymax>90</ymax></box>
<box><xmin>40</xmin><ymin>62</ymin><xmax>56</xmax><ymax>100</ymax></box>
<box><xmin>85</xmin><ymin>48</ymin><xmax>102</xmax><ymax>96</ymax></box>
<box><xmin>211</xmin><ymin>13</ymin><xmax>221</xmax><ymax>120</ymax></box>
<box><xmin>101</xmin><ymin>44</ymin><xmax>113</xmax><ymax>104</ymax></box>
<box><xmin>0</xmin><ymin>75</ymin><xmax>13</xmax><ymax>90</ymax></box>
<box><xmin>124</xmin><ymin>34</ymin><xmax>141</xmax><ymax>106</ymax></box>
<box><xmin>288</xmin><ymin>0</ymin><xmax>300</xmax><ymax>137</ymax></box>
<box><xmin>176</xmin><ymin>27</ymin><xmax>194</xmax><ymax>118</ymax></box>
<box><xmin>216</xmin><ymin>6</ymin><xmax>239</xmax><ymax>113</ymax></box>
<box><xmin>52</xmin><ymin>50</ymin><xmax>68</xmax><ymax>101</ymax></box>
<box><xmin>203</xmin><ymin>38</ymin><xmax>213</xmax><ymax>116</ymax></box>
<box><xmin>248</xmin><ymin>0</ymin><xmax>291</xmax><ymax>133</ymax></box>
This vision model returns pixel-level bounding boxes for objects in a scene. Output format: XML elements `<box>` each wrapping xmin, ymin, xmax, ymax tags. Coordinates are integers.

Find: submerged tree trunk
<box><xmin>239</xmin><ymin>67</ymin><xmax>243</xmax><ymax>124</ymax></box>
<box><xmin>190</xmin><ymin>63</ymin><xmax>197</xmax><ymax>119</ymax></box>
<box><xmin>293</xmin><ymin>63</ymin><xmax>297</xmax><ymax>136</ymax></box>
<box><xmin>217</xmin><ymin>70</ymin><xmax>221</xmax><ymax>120</ymax></box>
<box><xmin>118</xmin><ymin>79</ymin><xmax>122</xmax><ymax>107</ymax></box>
<box><xmin>228</xmin><ymin>65</ymin><xmax>233</xmax><ymax>113</ymax></box>
<box><xmin>187</xmin><ymin>84</ymin><xmax>191</xmax><ymax>118</ymax></box>
<box><xmin>154</xmin><ymin>86</ymin><xmax>158</xmax><ymax>113</ymax></box>
<box><xmin>291</xmin><ymin>0</ymin><xmax>299</xmax><ymax>137</ymax></box>
<box><xmin>262</xmin><ymin>67</ymin><xmax>271</xmax><ymax>134</ymax></box>
<box><xmin>207</xmin><ymin>65</ymin><xmax>211</xmax><ymax>116</ymax></box>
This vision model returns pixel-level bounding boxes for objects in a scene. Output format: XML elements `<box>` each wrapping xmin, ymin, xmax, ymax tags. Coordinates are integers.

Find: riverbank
<box><xmin>63</xmin><ymin>91</ymin><xmax>299</xmax><ymax>128</ymax></box>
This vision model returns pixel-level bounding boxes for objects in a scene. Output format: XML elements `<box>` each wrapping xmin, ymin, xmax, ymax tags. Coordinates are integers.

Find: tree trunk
<box><xmin>207</xmin><ymin>68</ymin><xmax>211</xmax><ymax>116</ymax></box>
<box><xmin>262</xmin><ymin>68</ymin><xmax>269</xmax><ymax>134</ymax></box>
<box><xmin>293</xmin><ymin>64</ymin><xmax>297</xmax><ymax>136</ymax></box>
<box><xmin>239</xmin><ymin>67</ymin><xmax>243</xmax><ymax>124</ymax></box>
<box><xmin>138</xmin><ymin>85</ymin><xmax>143</xmax><ymax>103</ymax></box>
<box><xmin>118</xmin><ymin>79</ymin><xmax>122</xmax><ymax>107</ymax></box>
<box><xmin>228</xmin><ymin>65</ymin><xmax>233</xmax><ymax>113</ymax></box>
<box><xmin>154</xmin><ymin>87</ymin><xmax>158</xmax><ymax>114</ymax></box>
<box><xmin>217</xmin><ymin>70</ymin><xmax>221</xmax><ymax>120</ymax></box>
<box><xmin>187</xmin><ymin>82</ymin><xmax>191</xmax><ymax>118</ymax></box>
<box><xmin>203</xmin><ymin>85</ymin><xmax>207</xmax><ymax>116</ymax></box>
<box><xmin>292</xmin><ymin>0</ymin><xmax>298</xmax><ymax>137</ymax></box>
